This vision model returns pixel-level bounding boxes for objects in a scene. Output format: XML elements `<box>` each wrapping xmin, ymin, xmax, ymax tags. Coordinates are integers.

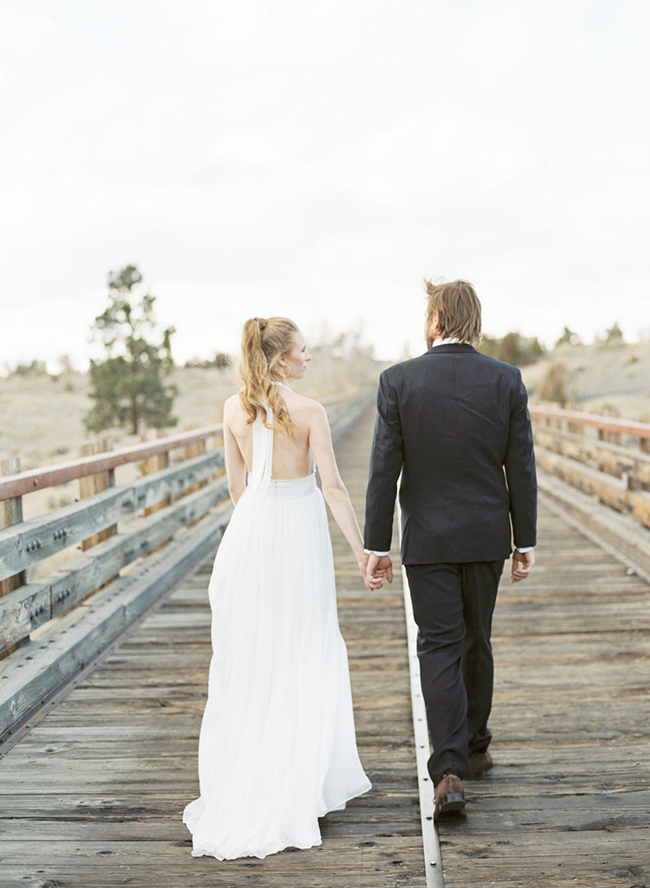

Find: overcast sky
<box><xmin>1</xmin><ymin>0</ymin><xmax>648</xmax><ymax>369</ymax></box>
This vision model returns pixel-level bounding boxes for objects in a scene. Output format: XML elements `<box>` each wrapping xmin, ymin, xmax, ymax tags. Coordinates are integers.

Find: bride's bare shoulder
<box><xmin>287</xmin><ymin>392</ymin><xmax>328</xmax><ymax>425</ymax></box>
<box><xmin>223</xmin><ymin>394</ymin><xmax>247</xmax><ymax>427</ymax></box>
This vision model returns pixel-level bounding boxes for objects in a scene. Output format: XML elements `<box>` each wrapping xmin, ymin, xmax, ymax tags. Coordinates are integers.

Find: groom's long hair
<box><xmin>239</xmin><ymin>316</ymin><xmax>298</xmax><ymax>437</ymax></box>
<box><xmin>424</xmin><ymin>279</ymin><xmax>482</xmax><ymax>346</ymax></box>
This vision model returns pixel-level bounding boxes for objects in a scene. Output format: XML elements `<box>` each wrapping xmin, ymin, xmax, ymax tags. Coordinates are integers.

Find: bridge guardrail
<box><xmin>530</xmin><ymin>405</ymin><xmax>650</xmax><ymax>528</ymax></box>
<box><xmin>0</xmin><ymin>389</ymin><xmax>375</xmax><ymax>743</ymax></box>
<box><xmin>530</xmin><ymin>404</ymin><xmax>650</xmax><ymax>582</ymax></box>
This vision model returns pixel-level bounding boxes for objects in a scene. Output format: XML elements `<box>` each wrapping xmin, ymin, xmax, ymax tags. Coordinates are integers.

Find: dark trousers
<box><xmin>405</xmin><ymin>560</ymin><xmax>504</xmax><ymax>785</ymax></box>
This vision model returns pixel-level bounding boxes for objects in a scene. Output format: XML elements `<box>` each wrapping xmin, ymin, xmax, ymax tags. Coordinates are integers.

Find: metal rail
<box><xmin>397</xmin><ymin>500</ymin><xmax>445</xmax><ymax>888</ymax></box>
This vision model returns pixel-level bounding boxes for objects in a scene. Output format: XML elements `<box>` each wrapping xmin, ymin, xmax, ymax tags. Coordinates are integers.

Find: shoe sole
<box><xmin>434</xmin><ymin>792</ymin><xmax>466</xmax><ymax>821</ymax></box>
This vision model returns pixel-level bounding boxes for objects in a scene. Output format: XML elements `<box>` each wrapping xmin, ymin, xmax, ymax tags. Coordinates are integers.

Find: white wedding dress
<box><xmin>182</xmin><ymin>408</ymin><xmax>371</xmax><ymax>860</ymax></box>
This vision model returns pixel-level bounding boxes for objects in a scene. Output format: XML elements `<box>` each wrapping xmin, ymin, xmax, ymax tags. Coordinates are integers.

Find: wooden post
<box><xmin>76</xmin><ymin>439</ymin><xmax>118</xmax><ymax>598</ymax></box>
<box><xmin>1</xmin><ymin>458</ymin><xmax>28</xmax><ymax>660</ymax></box>
<box><xmin>79</xmin><ymin>440</ymin><xmax>116</xmax><ymax>550</ymax></box>
<box><xmin>182</xmin><ymin>425</ymin><xmax>208</xmax><ymax>496</ymax></box>
<box><xmin>182</xmin><ymin>428</ymin><xmax>226</xmax><ymax>512</ymax></box>
<box><xmin>140</xmin><ymin>430</ymin><xmax>170</xmax><ymax>554</ymax></box>
<box><xmin>211</xmin><ymin>432</ymin><xmax>225</xmax><ymax>484</ymax></box>
<box><xmin>141</xmin><ymin>430</ymin><xmax>170</xmax><ymax>516</ymax></box>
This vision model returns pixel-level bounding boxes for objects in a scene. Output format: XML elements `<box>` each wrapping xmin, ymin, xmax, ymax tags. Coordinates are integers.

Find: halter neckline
<box><xmin>271</xmin><ymin>380</ymin><xmax>291</xmax><ymax>390</ymax></box>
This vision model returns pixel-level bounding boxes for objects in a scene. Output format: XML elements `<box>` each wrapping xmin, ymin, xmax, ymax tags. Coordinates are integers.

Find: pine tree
<box><xmin>555</xmin><ymin>326</ymin><xmax>581</xmax><ymax>348</ymax></box>
<box><xmin>85</xmin><ymin>265</ymin><xmax>178</xmax><ymax>435</ymax></box>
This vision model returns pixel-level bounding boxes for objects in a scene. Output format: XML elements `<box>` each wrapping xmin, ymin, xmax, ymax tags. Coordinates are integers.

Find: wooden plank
<box><xmin>537</xmin><ymin>467</ymin><xmax>650</xmax><ymax>582</ymax></box>
<box><xmin>79</xmin><ymin>439</ymin><xmax>116</xmax><ymax>551</ymax></box>
<box><xmin>180</xmin><ymin>426</ymin><xmax>210</xmax><ymax>498</ymax></box>
<box><xmin>0</xmin><ymin>484</ymin><xmax>136</xmax><ymax>583</ymax></box>
<box><xmin>535</xmin><ymin>444</ymin><xmax>650</xmax><ymax>527</ymax></box>
<box><xmin>0</xmin><ymin>458</ymin><xmax>26</xmax><ymax>592</ymax></box>
<box><xmin>0</xmin><ymin>423</ymin><xmax>225</xmax><ymax>500</ymax></box>
<box><xmin>435</xmin><ymin>497</ymin><xmax>650</xmax><ymax>887</ymax></box>
<box><xmin>141</xmin><ymin>429</ymin><xmax>171</xmax><ymax>539</ymax></box>
<box><xmin>0</xmin><ymin>476</ymin><xmax>230</xmax><ymax>647</ymax></box>
<box><xmin>131</xmin><ymin>449</ymin><xmax>224</xmax><ymax>511</ymax></box>
<box><xmin>0</xmin><ymin>579</ymin><xmax>51</xmax><ymax>651</ymax></box>
<box><xmin>0</xmin><ymin>502</ymin><xmax>232</xmax><ymax>740</ymax></box>
<box><xmin>534</xmin><ymin>425</ymin><xmax>650</xmax><ymax>486</ymax></box>
<box><xmin>530</xmin><ymin>405</ymin><xmax>650</xmax><ymax>440</ymax></box>
<box><xmin>0</xmin><ymin>450</ymin><xmax>226</xmax><ymax>583</ymax></box>
<box><xmin>0</xmin><ymin>458</ymin><xmax>28</xmax><ymax>660</ymax></box>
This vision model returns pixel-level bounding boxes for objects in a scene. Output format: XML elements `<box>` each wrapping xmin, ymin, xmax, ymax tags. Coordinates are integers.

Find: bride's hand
<box><xmin>361</xmin><ymin>565</ymin><xmax>385</xmax><ymax>590</ymax></box>
<box><xmin>358</xmin><ymin>552</ymin><xmax>387</xmax><ymax>590</ymax></box>
<box><xmin>364</xmin><ymin>553</ymin><xmax>393</xmax><ymax>591</ymax></box>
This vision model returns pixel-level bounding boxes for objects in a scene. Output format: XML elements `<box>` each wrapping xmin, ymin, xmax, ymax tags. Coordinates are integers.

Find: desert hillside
<box><xmin>522</xmin><ymin>339</ymin><xmax>650</xmax><ymax>420</ymax></box>
<box><xmin>0</xmin><ymin>344</ymin><xmax>380</xmax><ymax>473</ymax></box>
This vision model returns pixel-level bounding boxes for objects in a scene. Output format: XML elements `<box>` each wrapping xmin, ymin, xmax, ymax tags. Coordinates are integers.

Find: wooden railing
<box><xmin>530</xmin><ymin>405</ymin><xmax>650</xmax><ymax>530</ymax></box>
<box><xmin>0</xmin><ymin>390</ymin><xmax>374</xmax><ymax>742</ymax></box>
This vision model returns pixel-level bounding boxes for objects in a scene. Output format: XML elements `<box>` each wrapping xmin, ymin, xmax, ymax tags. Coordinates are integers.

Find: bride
<box><xmin>183</xmin><ymin>316</ymin><xmax>377</xmax><ymax>860</ymax></box>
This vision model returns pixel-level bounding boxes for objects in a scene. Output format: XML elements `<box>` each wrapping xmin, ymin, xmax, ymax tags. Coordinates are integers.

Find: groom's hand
<box><xmin>358</xmin><ymin>552</ymin><xmax>382</xmax><ymax>591</ymax></box>
<box><xmin>511</xmin><ymin>549</ymin><xmax>535</xmax><ymax>583</ymax></box>
<box><xmin>366</xmin><ymin>553</ymin><xmax>394</xmax><ymax>588</ymax></box>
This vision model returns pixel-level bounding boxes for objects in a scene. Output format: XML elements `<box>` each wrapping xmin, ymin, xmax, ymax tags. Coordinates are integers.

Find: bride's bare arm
<box><xmin>308</xmin><ymin>403</ymin><xmax>381</xmax><ymax>590</ymax></box>
<box><xmin>223</xmin><ymin>398</ymin><xmax>246</xmax><ymax>505</ymax></box>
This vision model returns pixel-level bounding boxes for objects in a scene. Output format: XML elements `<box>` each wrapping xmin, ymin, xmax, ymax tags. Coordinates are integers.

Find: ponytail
<box><xmin>238</xmin><ymin>316</ymin><xmax>298</xmax><ymax>436</ymax></box>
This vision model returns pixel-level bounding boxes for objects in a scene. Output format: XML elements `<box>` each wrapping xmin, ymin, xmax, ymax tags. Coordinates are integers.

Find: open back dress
<box><xmin>182</xmin><ymin>408</ymin><xmax>371</xmax><ymax>859</ymax></box>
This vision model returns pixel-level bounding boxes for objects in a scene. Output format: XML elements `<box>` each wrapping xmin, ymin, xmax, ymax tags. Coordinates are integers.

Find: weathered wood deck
<box><xmin>438</xmin><ymin>502</ymin><xmax>650</xmax><ymax>887</ymax></box>
<box><xmin>1</xmin><ymin>406</ymin><xmax>650</xmax><ymax>888</ymax></box>
<box><xmin>0</xmin><ymin>407</ymin><xmax>427</xmax><ymax>887</ymax></box>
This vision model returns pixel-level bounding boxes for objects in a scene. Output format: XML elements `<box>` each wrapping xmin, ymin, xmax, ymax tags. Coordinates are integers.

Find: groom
<box><xmin>364</xmin><ymin>279</ymin><xmax>537</xmax><ymax>821</ymax></box>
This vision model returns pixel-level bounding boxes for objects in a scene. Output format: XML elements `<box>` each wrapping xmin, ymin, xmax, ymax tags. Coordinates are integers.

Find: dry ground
<box><xmin>522</xmin><ymin>339</ymin><xmax>650</xmax><ymax>419</ymax></box>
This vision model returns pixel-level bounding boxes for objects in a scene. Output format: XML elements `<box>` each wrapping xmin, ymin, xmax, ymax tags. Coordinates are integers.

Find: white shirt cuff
<box><xmin>367</xmin><ymin>546</ymin><xmax>534</xmax><ymax>556</ymax></box>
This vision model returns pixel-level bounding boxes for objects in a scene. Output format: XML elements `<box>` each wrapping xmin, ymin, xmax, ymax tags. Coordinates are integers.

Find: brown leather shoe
<box><xmin>434</xmin><ymin>774</ymin><xmax>466</xmax><ymax>821</ymax></box>
<box><xmin>466</xmin><ymin>749</ymin><xmax>493</xmax><ymax>779</ymax></box>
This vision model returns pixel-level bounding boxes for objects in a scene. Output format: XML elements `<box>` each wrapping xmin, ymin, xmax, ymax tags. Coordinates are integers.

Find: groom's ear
<box><xmin>425</xmin><ymin>309</ymin><xmax>440</xmax><ymax>342</ymax></box>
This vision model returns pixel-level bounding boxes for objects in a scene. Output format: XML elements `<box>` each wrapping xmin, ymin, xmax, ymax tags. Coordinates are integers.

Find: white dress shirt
<box><xmin>365</xmin><ymin>336</ymin><xmax>534</xmax><ymax>557</ymax></box>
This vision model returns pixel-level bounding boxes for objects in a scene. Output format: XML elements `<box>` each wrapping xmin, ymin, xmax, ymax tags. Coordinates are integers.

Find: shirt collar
<box><xmin>431</xmin><ymin>337</ymin><xmax>471</xmax><ymax>347</ymax></box>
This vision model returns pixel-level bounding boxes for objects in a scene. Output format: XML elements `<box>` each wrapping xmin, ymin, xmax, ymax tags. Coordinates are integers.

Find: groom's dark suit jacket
<box><xmin>364</xmin><ymin>343</ymin><xmax>537</xmax><ymax>564</ymax></box>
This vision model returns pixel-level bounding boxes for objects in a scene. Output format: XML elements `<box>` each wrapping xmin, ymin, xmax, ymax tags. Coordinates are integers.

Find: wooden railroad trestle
<box><xmin>0</xmin><ymin>399</ymin><xmax>649</xmax><ymax>887</ymax></box>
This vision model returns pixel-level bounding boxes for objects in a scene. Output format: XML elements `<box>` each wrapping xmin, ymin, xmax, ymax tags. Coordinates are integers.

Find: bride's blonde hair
<box><xmin>239</xmin><ymin>316</ymin><xmax>298</xmax><ymax>435</ymax></box>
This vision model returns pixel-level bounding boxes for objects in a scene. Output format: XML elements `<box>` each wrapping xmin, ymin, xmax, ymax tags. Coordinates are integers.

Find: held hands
<box><xmin>363</xmin><ymin>552</ymin><xmax>394</xmax><ymax>590</ymax></box>
<box><xmin>358</xmin><ymin>552</ymin><xmax>383</xmax><ymax>591</ymax></box>
<box><xmin>511</xmin><ymin>549</ymin><xmax>535</xmax><ymax>583</ymax></box>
